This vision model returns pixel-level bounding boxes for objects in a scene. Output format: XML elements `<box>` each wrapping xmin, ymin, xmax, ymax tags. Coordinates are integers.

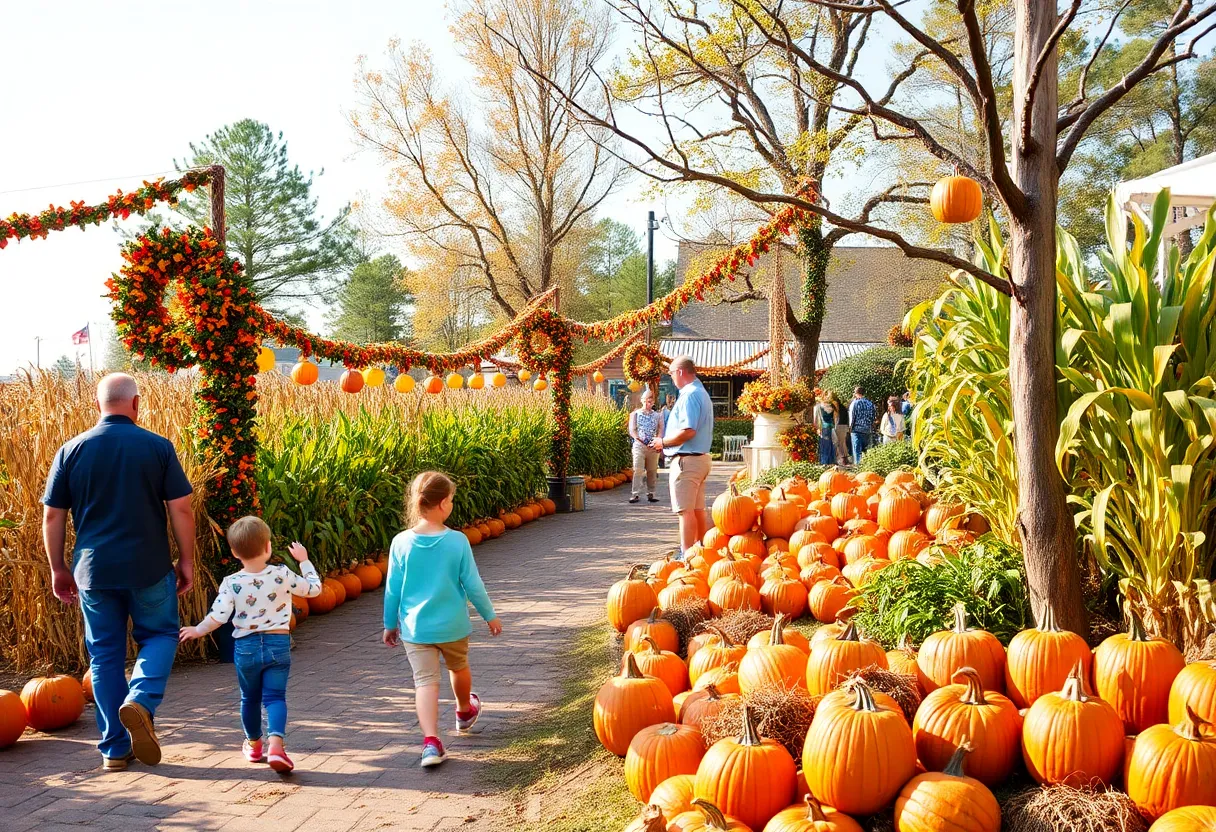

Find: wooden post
<box><xmin>209</xmin><ymin>165</ymin><xmax>226</xmax><ymax>247</ymax></box>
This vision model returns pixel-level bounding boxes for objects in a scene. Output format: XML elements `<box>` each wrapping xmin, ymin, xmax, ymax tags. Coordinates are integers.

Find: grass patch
<box><xmin>487</xmin><ymin>624</ymin><xmax>640</xmax><ymax>831</ymax></box>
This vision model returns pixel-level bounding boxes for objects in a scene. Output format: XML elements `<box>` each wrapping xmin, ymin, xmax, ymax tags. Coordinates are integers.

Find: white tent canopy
<box><xmin>1115</xmin><ymin>151</ymin><xmax>1216</xmax><ymax>237</ymax></box>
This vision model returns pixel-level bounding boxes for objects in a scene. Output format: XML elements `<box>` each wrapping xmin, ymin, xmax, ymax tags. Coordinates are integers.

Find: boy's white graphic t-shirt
<box><xmin>199</xmin><ymin>562</ymin><xmax>322</xmax><ymax>637</ymax></box>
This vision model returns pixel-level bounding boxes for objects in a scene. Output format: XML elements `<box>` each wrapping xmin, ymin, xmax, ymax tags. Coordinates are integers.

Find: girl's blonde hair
<box><xmin>408</xmin><ymin>471</ymin><xmax>455</xmax><ymax>524</ymax></box>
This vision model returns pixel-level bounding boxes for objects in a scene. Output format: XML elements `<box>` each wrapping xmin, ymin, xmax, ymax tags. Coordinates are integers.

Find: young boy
<box><xmin>180</xmin><ymin>516</ymin><xmax>321</xmax><ymax>772</ymax></box>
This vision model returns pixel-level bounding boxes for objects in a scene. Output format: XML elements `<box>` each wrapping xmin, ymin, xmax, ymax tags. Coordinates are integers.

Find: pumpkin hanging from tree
<box><xmin>694</xmin><ymin>706</ymin><xmax>797</xmax><ymax>831</ymax></box>
<box><xmin>930</xmin><ymin>174</ymin><xmax>983</xmax><ymax>224</ymax></box>
<box><xmin>1020</xmin><ymin>661</ymin><xmax>1124</xmax><ymax>786</ymax></box>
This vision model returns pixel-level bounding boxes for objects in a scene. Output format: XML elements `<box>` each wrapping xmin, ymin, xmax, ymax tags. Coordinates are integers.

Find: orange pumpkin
<box><xmin>608</xmin><ymin>565</ymin><xmax>659</xmax><ymax>633</ymax></box>
<box><xmin>759</xmin><ymin>575</ymin><xmax>809</xmax><ymax>619</ymax></box>
<box><xmin>708</xmin><ymin>577</ymin><xmax>761</xmax><ymax>616</ymax></box>
<box><xmin>816</xmin><ymin>680</ymin><xmax>905</xmax><ymax>721</ymax></box>
<box><xmin>679</xmin><ymin>684</ymin><xmax>738</xmax><ymax>731</ymax></box>
<box><xmin>1125</xmin><ymin>706</ymin><xmax>1216</xmax><ymax>820</ymax></box>
<box><xmin>877</xmin><ymin>490</ymin><xmax>921</xmax><ymax>532</ymax></box>
<box><xmin>764</xmin><ymin>796</ymin><xmax>863</xmax><ymax>832</ymax></box>
<box><xmin>748</xmin><ymin>624</ymin><xmax>811</xmax><ymax>655</ymax></box>
<box><xmin>799</xmin><ymin>561</ymin><xmax>842</xmax><ymax>592</ymax></box>
<box><xmin>728</xmin><ymin>533</ymin><xmax>766</xmax><ymax>561</ymax></box>
<box><xmin>668</xmin><ymin>799</ymin><xmax>751</xmax><ymax>832</ymax></box>
<box><xmin>808</xmin><ymin>577</ymin><xmax>856</xmax><ymax>624</ymax></box>
<box><xmin>709</xmin><ymin>553</ymin><xmax>759</xmax><ymax>588</ymax></box>
<box><xmin>688</xmin><ymin>628</ymin><xmax>747</xmax><ymax>687</ymax></box>
<box><xmin>308</xmin><ymin>583</ymin><xmax>337</xmax><ymax>615</ymax></box>
<box><xmin>593</xmin><ymin>653</ymin><xmax>676</xmax><ymax>756</ymax></box>
<box><xmin>1021</xmin><ymin>662</ymin><xmax>1124</xmax><ymax>786</ymax></box>
<box><xmin>803</xmin><ymin>679</ymin><xmax>916</xmax><ymax>816</ymax></box>
<box><xmin>830</xmin><ymin>493</ymin><xmax>867</xmax><ymax>523</ymax></box>
<box><xmin>630</xmin><ymin>636</ymin><xmax>690</xmax><ymax>697</ymax></box>
<box><xmin>336</xmin><ymin>571</ymin><xmax>362</xmax><ymax>601</ymax></box>
<box><xmin>20</xmin><ymin>675</ymin><xmax>84</xmax><ymax>731</ymax></box>
<box><xmin>930</xmin><ymin>174</ymin><xmax>983</xmax><ymax>224</ymax></box>
<box><xmin>323</xmin><ymin>576</ymin><xmax>347</xmax><ymax>605</ymax></box>
<box><xmin>712</xmin><ymin>484</ymin><xmax>758</xmax><ymax>536</ymax></box>
<box><xmin>625</xmin><ymin>722</ymin><xmax>705</xmax><ymax>802</ymax></box>
<box><xmin>1170</xmin><ymin>659</ymin><xmax>1216</xmax><ymax>729</ymax></box>
<box><xmin>1004</xmin><ymin>606</ymin><xmax>1092</xmax><ymax>709</ymax></box>
<box><xmin>650</xmin><ymin>774</ymin><xmax>697</xmax><ymax>822</ymax></box>
<box><xmin>339</xmin><ymin>369</ymin><xmax>365</xmax><ymax>393</ymax></box>
<box><xmin>353</xmin><ymin>562</ymin><xmax>383</xmax><ymax>591</ymax></box>
<box><xmin>818</xmin><ymin>469</ymin><xmax>853</xmax><ymax>497</ymax></box>
<box><xmin>917</xmin><ymin>603</ymin><xmax>1006</xmax><ymax>694</ymax></box>
<box><xmin>625</xmin><ymin>609</ymin><xmax>680</xmax><ymax>654</ymax></box>
<box><xmin>805</xmin><ymin>621</ymin><xmax>887</xmax><ymax>696</ymax></box>
<box><xmin>693</xmin><ymin>663</ymin><xmax>741</xmax><ymax>695</ymax></box>
<box><xmin>0</xmin><ymin>690</ymin><xmax>27</xmax><ymax>748</ymax></box>
<box><xmin>887</xmin><ymin>529</ymin><xmax>931</xmax><ymax>561</ymax></box>
<box><xmin>924</xmin><ymin>502</ymin><xmax>964</xmax><ymax>536</ymax></box>
<box><xmin>761</xmin><ymin>489</ymin><xmax>802</xmax><ymax>540</ymax></box>
<box><xmin>841</xmin><ymin>556</ymin><xmax>887</xmax><ymax>587</ymax></box>
<box><xmin>695</xmin><ymin>706</ymin><xmax>797</xmax><ymax>830</ymax></box>
<box><xmin>703</xmin><ymin>527</ymin><xmax>730</xmax><ymax>552</ymax></box>
<box><xmin>894</xmin><ymin>741</ymin><xmax>1000</xmax><ymax>832</ymax></box>
<box><xmin>738</xmin><ymin>615</ymin><xmax>808</xmax><ymax>695</ymax></box>
<box><xmin>842</xmin><ymin>534</ymin><xmax>883</xmax><ymax>564</ymax></box>
<box><xmin>1149</xmin><ymin>806</ymin><xmax>1216</xmax><ymax>831</ymax></box>
<box><xmin>912</xmin><ymin>666</ymin><xmax>1022</xmax><ymax>786</ymax></box>
<box><xmin>1091</xmin><ymin>615</ymin><xmax>1185</xmax><ymax>734</ymax></box>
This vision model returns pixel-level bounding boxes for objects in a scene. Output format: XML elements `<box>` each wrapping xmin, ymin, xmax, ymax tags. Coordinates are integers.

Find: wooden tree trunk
<box><xmin>789</xmin><ymin>222</ymin><xmax>828</xmax><ymax>382</ymax></box>
<box><xmin>1009</xmin><ymin>0</ymin><xmax>1087</xmax><ymax>634</ymax></box>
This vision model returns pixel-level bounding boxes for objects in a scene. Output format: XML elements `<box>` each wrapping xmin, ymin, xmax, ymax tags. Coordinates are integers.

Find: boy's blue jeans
<box><xmin>234</xmin><ymin>633</ymin><xmax>291</xmax><ymax>740</ymax></box>
<box><xmin>850</xmin><ymin>430</ymin><xmax>871</xmax><ymax>464</ymax></box>
<box><xmin>79</xmin><ymin>570</ymin><xmax>179</xmax><ymax>760</ymax></box>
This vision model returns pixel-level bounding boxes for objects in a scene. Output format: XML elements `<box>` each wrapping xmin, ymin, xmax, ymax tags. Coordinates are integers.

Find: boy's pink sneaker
<box><xmin>268</xmin><ymin>748</ymin><xmax>294</xmax><ymax>773</ymax></box>
<box><xmin>243</xmin><ymin>739</ymin><xmax>265</xmax><ymax>763</ymax></box>
<box><xmin>456</xmin><ymin>693</ymin><xmax>483</xmax><ymax>734</ymax></box>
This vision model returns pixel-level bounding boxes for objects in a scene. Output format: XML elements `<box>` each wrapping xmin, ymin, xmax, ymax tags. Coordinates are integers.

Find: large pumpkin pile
<box><xmin>602</xmin><ymin>468</ymin><xmax>1216</xmax><ymax>831</ymax></box>
<box><xmin>458</xmin><ymin>495</ymin><xmax>561</xmax><ymax>546</ymax></box>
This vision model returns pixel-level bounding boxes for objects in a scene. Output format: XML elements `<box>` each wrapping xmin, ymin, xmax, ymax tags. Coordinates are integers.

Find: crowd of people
<box><xmin>813</xmin><ymin>387</ymin><xmax>913</xmax><ymax>466</ymax></box>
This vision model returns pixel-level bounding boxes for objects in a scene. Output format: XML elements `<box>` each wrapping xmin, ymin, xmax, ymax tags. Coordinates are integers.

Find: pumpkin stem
<box><xmin>771</xmin><ymin>613</ymin><xmax>788</xmax><ymax>645</ymax></box>
<box><xmin>950</xmin><ymin>602</ymin><xmax>970</xmax><ymax>633</ymax></box>
<box><xmin>1058</xmin><ymin>660</ymin><xmax>1091</xmax><ymax>702</ymax></box>
<box><xmin>804</xmin><ymin>795</ymin><xmax>828</xmax><ymax>822</ymax></box>
<box><xmin>849</xmin><ymin>679</ymin><xmax>882</xmax><ymax>713</ymax></box>
<box><xmin>1126</xmin><ymin>612</ymin><xmax>1149</xmax><ymax>642</ymax></box>
<box><xmin>648</xmin><ymin>607</ymin><xmax>663</xmax><ymax>623</ymax></box>
<box><xmin>641</xmin><ymin>636</ymin><xmax>662</xmax><ymax>655</ymax></box>
<box><xmin>622</xmin><ymin>652</ymin><xmax>646</xmax><ymax>679</ymax></box>
<box><xmin>1178</xmin><ymin>705</ymin><xmax>1209</xmax><ymax>741</ymax></box>
<box><xmin>942</xmin><ymin>737</ymin><xmax>974</xmax><ymax>777</ymax></box>
<box><xmin>628</xmin><ymin>563</ymin><xmax>649</xmax><ymax>580</ymax></box>
<box><xmin>837</xmin><ymin>620</ymin><xmax>861</xmax><ymax>642</ymax></box>
<box><xmin>637</xmin><ymin>805</ymin><xmax>665</xmax><ymax>832</ymax></box>
<box><xmin>729</xmin><ymin>482</ymin><xmax>740</xmax><ymax>496</ymax></box>
<box><xmin>952</xmin><ymin>666</ymin><xmax>987</xmax><ymax>705</ymax></box>
<box><xmin>704</xmin><ymin>683</ymin><xmax>722</xmax><ymax>701</ymax></box>
<box><xmin>690</xmin><ymin>799</ymin><xmax>731</xmax><ymax>832</ymax></box>
<box><xmin>738</xmin><ymin>705</ymin><xmax>763</xmax><ymax>746</ymax></box>
<box><xmin>1037</xmin><ymin>605</ymin><xmax>1060</xmax><ymax>632</ymax></box>
<box><xmin>704</xmin><ymin>625</ymin><xmax>735</xmax><ymax>647</ymax></box>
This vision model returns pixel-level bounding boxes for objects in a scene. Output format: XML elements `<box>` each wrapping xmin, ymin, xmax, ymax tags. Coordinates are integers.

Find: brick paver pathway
<box><xmin>1</xmin><ymin>464</ymin><xmax>733</xmax><ymax>832</ymax></box>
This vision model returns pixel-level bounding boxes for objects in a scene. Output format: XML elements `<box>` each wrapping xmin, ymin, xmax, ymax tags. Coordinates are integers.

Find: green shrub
<box><xmin>852</xmin><ymin>537</ymin><xmax>1031</xmax><ymax>648</ymax></box>
<box><xmin>748</xmin><ymin>461</ymin><xmax>829</xmax><ymax>488</ymax></box>
<box><xmin>820</xmin><ymin>346</ymin><xmax>912</xmax><ymax>412</ymax></box>
<box><xmin>570</xmin><ymin>403</ymin><xmax>630</xmax><ymax>477</ymax></box>
<box><xmin>859</xmin><ymin>441</ymin><xmax>918</xmax><ymax>477</ymax></box>
<box><xmin>712</xmin><ymin>417</ymin><xmax>754</xmax><ymax>454</ymax></box>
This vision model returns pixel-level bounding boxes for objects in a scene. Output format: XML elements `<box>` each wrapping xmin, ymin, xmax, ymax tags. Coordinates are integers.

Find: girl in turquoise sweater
<box><xmin>382</xmin><ymin>471</ymin><xmax>502</xmax><ymax>767</ymax></box>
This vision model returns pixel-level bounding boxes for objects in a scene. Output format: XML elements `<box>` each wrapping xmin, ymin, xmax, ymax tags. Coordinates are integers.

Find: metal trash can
<box><xmin>565</xmin><ymin>476</ymin><xmax>586</xmax><ymax>512</ymax></box>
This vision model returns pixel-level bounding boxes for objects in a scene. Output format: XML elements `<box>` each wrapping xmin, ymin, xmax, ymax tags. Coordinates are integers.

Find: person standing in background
<box><xmin>831</xmin><ymin>390</ymin><xmax>851</xmax><ymax>465</ymax></box>
<box><xmin>658</xmin><ymin>393</ymin><xmax>676</xmax><ymax>469</ymax></box>
<box><xmin>879</xmin><ymin>396</ymin><xmax>907</xmax><ymax>443</ymax></box>
<box><xmin>814</xmin><ymin>395</ymin><xmax>838</xmax><ymax>465</ymax></box>
<box><xmin>627</xmin><ymin>389</ymin><xmax>663</xmax><ymax>504</ymax></box>
<box><xmin>847</xmin><ymin>386</ymin><xmax>876</xmax><ymax>465</ymax></box>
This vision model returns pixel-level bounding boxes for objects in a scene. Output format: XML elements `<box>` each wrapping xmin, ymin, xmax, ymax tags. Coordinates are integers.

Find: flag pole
<box><xmin>87</xmin><ymin>322</ymin><xmax>95</xmax><ymax>378</ymax></box>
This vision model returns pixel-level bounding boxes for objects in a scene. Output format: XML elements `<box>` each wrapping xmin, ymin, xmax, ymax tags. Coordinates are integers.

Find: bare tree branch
<box><xmin>1022</xmin><ymin>0</ymin><xmax>1081</xmax><ymax>149</ymax></box>
<box><xmin>824</xmin><ymin>183</ymin><xmax>933</xmax><ymax>245</ymax></box>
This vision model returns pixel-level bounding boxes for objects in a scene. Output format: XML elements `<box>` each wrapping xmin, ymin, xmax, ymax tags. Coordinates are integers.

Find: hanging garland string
<box><xmin>571</xmin><ymin>331</ymin><xmax>645</xmax><ymax>376</ymax></box>
<box><xmin>685</xmin><ymin>345</ymin><xmax>774</xmax><ymax>378</ymax></box>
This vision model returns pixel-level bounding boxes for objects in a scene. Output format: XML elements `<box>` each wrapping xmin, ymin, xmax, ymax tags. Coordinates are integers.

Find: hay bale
<box><xmin>862</xmin><ymin>814</ymin><xmax>895</xmax><ymax>832</ymax></box>
<box><xmin>852</xmin><ymin>666</ymin><xmax>922</xmax><ymax>722</ymax></box>
<box><xmin>663</xmin><ymin>601</ymin><xmax>711</xmax><ymax>656</ymax></box>
<box><xmin>1002</xmin><ymin>784</ymin><xmax>1148</xmax><ymax>832</ymax></box>
<box><xmin>708</xmin><ymin>609</ymin><xmax>775</xmax><ymax>646</ymax></box>
<box><xmin>699</xmin><ymin>683</ymin><xmax>816</xmax><ymax>760</ymax></box>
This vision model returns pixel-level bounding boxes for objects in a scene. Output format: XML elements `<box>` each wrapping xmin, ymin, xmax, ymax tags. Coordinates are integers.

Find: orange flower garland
<box><xmin>623</xmin><ymin>343</ymin><xmax>664</xmax><ymax>385</ymax></box>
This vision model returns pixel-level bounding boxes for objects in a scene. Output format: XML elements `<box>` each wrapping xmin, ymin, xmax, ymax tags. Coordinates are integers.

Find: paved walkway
<box><xmin>1</xmin><ymin>464</ymin><xmax>733</xmax><ymax>832</ymax></box>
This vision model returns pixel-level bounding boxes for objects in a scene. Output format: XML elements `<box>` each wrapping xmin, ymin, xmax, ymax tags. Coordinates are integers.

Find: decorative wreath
<box><xmin>516</xmin><ymin>308</ymin><xmax>572</xmax><ymax>374</ymax></box>
<box><xmin>623</xmin><ymin>343</ymin><xmax>664</xmax><ymax>385</ymax></box>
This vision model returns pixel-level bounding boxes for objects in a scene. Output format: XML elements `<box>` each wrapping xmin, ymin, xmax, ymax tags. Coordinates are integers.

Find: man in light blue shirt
<box><xmin>651</xmin><ymin>356</ymin><xmax>714</xmax><ymax>554</ymax></box>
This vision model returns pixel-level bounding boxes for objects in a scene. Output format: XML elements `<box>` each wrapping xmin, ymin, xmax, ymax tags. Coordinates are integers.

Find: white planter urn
<box><xmin>746</xmin><ymin>412</ymin><xmax>793</xmax><ymax>480</ymax></box>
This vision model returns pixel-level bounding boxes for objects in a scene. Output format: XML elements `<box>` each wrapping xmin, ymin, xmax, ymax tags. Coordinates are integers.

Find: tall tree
<box><xmin>497</xmin><ymin>0</ymin><xmax>1216</xmax><ymax>634</ymax></box>
<box><xmin>173</xmin><ymin>120</ymin><xmax>355</xmax><ymax>313</ymax></box>
<box><xmin>350</xmin><ymin>0</ymin><xmax>624</xmax><ymax>324</ymax></box>
<box><xmin>327</xmin><ymin>254</ymin><xmax>413</xmax><ymax>344</ymax></box>
<box><xmin>570</xmin><ymin>218</ymin><xmax>649</xmax><ymax>320</ymax></box>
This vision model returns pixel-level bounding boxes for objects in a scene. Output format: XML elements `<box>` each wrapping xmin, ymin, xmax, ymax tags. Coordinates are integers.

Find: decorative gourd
<box><xmin>1170</xmin><ymin>660</ymin><xmax>1216</xmax><ymax>729</ymax></box>
<box><xmin>695</xmin><ymin>706</ymin><xmax>797</xmax><ymax>830</ymax></box>
<box><xmin>336</xmin><ymin>571</ymin><xmax>362</xmax><ymax>600</ymax></box>
<box><xmin>916</xmin><ymin>603</ymin><xmax>1006</xmax><ymax>694</ymax></box>
<box><xmin>630</xmin><ymin>636</ymin><xmax>690</xmax><ymax>697</ymax></box>
<box><xmin>608</xmin><ymin>565</ymin><xmax>659</xmax><ymax>633</ymax></box>
<box><xmin>1149</xmin><ymin>806</ymin><xmax>1216</xmax><ymax>831</ymax></box>
<box><xmin>1125</xmin><ymin>706</ymin><xmax>1216</xmax><ymax>820</ymax></box>
<box><xmin>669</xmin><ymin>799</ymin><xmax>751</xmax><ymax>832</ymax></box>
<box><xmin>759</xmin><ymin>575</ymin><xmax>809</xmax><ymax>619</ymax></box>
<box><xmin>339</xmin><ymin>369</ymin><xmax>365</xmax><ymax>393</ymax></box>
<box><xmin>912</xmin><ymin>667</ymin><xmax>1021</xmax><ymax>786</ymax></box>
<box><xmin>886</xmin><ymin>635</ymin><xmax>920</xmax><ymax>679</ymax></box>
<box><xmin>1004</xmin><ymin>606</ymin><xmax>1091</xmax><ymax>709</ymax></box>
<box><xmin>713</xmin><ymin>484</ymin><xmax>759</xmax><ymax>536</ymax></box>
<box><xmin>625</xmin><ymin>722</ymin><xmax>706</xmax><ymax>802</ymax></box>
<box><xmin>739</xmin><ymin>616</ymin><xmax>809</xmax><ymax>695</ymax></box>
<box><xmin>749</xmin><ymin>625</ymin><xmax>811</xmax><ymax>655</ymax></box>
<box><xmin>877</xmin><ymin>491</ymin><xmax>921</xmax><ymax>532</ymax></box>
<box><xmin>757</xmin><ymin>488</ymin><xmax>800</xmax><ymax>541</ymax></box>
<box><xmin>353</xmin><ymin>562</ymin><xmax>383</xmax><ymax>591</ymax></box>
<box><xmin>680</xmin><ymin>684</ymin><xmax>738</xmax><ymax>730</ymax></box>
<box><xmin>930</xmin><ymin>174</ymin><xmax>983</xmax><ymax>224</ymax></box>
<box><xmin>1021</xmin><ymin>662</ymin><xmax>1124</xmax><ymax>786</ymax></box>
<box><xmin>805</xmin><ymin>621</ymin><xmax>888</xmax><ymax>696</ymax></box>
<box><xmin>0</xmin><ymin>690</ymin><xmax>27</xmax><ymax>748</ymax></box>
<box><xmin>689</xmin><ymin>628</ymin><xmax>747</xmax><ymax>687</ymax></box>
<box><xmin>20</xmin><ymin>675</ymin><xmax>85</xmax><ymax>731</ymax></box>
<box><xmin>651</xmin><ymin>774</ymin><xmax>697</xmax><ymax>822</ymax></box>
<box><xmin>1093</xmin><ymin>614</ymin><xmax>1186</xmax><ymax>734</ymax></box>
<box><xmin>894</xmin><ymin>741</ymin><xmax>1001</xmax><ymax>832</ymax></box>
<box><xmin>626</xmin><ymin>609</ymin><xmax>680</xmax><ymax>655</ymax></box>
<box><xmin>802</xmin><ymin>679</ymin><xmax>917</xmax><ymax>816</ymax></box>
<box><xmin>308</xmin><ymin>583</ymin><xmax>337</xmax><ymax>615</ymax></box>
<box><xmin>808</xmin><ymin>578</ymin><xmax>856</xmax><ymax>624</ymax></box>
<box><xmin>763</xmin><ymin>795</ymin><xmax>863</xmax><ymax>832</ymax></box>
<box><xmin>593</xmin><ymin>653</ymin><xmax>676</xmax><ymax>756</ymax></box>
<box><xmin>924</xmin><ymin>502</ymin><xmax>964</xmax><ymax>536</ymax></box>
<box><xmin>709</xmin><ymin>577</ymin><xmax>761</xmax><ymax>616</ymax></box>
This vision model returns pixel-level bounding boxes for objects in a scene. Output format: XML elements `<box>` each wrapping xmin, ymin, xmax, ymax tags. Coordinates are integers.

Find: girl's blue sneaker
<box><xmin>421</xmin><ymin>737</ymin><xmax>447</xmax><ymax>768</ymax></box>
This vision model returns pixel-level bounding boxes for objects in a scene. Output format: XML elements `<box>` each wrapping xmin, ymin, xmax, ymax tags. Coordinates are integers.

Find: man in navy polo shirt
<box><xmin>43</xmin><ymin>373</ymin><xmax>196</xmax><ymax>771</ymax></box>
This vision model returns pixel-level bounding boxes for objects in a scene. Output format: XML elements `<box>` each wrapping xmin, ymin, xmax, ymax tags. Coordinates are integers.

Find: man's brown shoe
<box><xmin>118</xmin><ymin>701</ymin><xmax>161</xmax><ymax>766</ymax></box>
<box><xmin>102</xmin><ymin>752</ymin><xmax>135</xmax><ymax>772</ymax></box>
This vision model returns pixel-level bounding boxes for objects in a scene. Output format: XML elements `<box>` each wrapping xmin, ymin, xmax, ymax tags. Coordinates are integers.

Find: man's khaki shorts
<box><xmin>403</xmin><ymin>638</ymin><xmax>470</xmax><ymax>687</ymax></box>
<box><xmin>669</xmin><ymin>453</ymin><xmax>711</xmax><ymax>514</ymax></box>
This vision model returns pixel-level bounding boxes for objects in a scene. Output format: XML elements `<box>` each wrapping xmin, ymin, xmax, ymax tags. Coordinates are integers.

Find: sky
<box><xmin>0</xmin><ymin>0</ymin><xmax>680</xmax><ymax>375</ymax></box>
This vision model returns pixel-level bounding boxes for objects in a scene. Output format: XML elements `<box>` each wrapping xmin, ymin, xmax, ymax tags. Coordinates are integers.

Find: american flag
<box><xmin>71</xmin><ymin>325</ymin><xmax>90</xmax><ymax>345</ymax></box>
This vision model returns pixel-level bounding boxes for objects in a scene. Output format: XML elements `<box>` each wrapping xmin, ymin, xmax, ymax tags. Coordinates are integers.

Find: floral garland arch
<box><xmin>3</xmin><ymin>172</ymin><xmax>810</xmax><ymax>538</ymax></box>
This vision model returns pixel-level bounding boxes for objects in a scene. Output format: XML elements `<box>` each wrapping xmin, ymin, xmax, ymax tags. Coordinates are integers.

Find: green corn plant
<box><xmin>1055</xmin><ymin>191</ymin><xmax>1216</xmax><ymax>649</ymax></box>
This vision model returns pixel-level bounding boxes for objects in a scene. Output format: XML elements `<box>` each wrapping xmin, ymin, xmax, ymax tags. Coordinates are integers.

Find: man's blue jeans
<box><xmin>234</xmin><ymin>633</ymin><xmax>291</xmax><ymax>740</ymax></box>
<box><xmin>79</xmin><ymin>570</ymin><xmax>179</xmax><ymax>759</ymax></box>
<box><xmin>850</xmin><ymin>431</ymin><xmax>871</xmax><ymax>464</ymax></box>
